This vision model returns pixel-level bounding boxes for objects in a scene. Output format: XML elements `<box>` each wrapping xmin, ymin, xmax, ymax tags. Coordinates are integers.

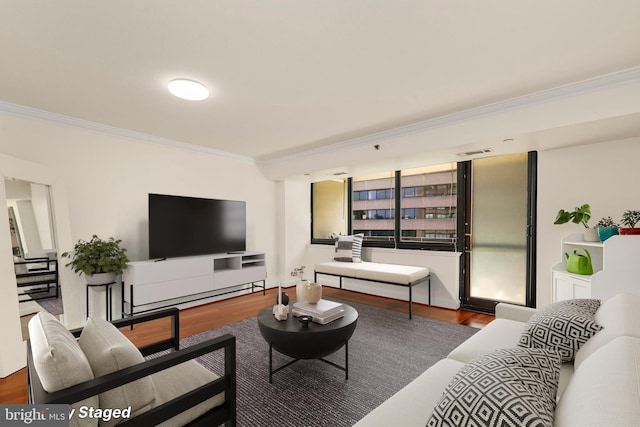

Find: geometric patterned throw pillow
<box><xmin>427</xmin><ymin>347</ymin><xmax>561</xmax><ymax>427</ymax></box>
<box><xmin>518</xmin><ymin>299</ymin><xmax>603</xmax><ymax>363</ymax></box>
<box><xmin>334</xmin><ymin>234</ymin><xmax>364</xmax><ymax>262</ymax></box>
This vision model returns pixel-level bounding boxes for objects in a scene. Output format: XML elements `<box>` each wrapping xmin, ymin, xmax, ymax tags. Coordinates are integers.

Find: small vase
<box><xmin>296</xmin><ymin>280</ymin><xmax>309</xmax><ymax>302</ymax></box>
<box><xmin>597</xmin><ymin>227</ymin><xmax>619</xmax><ymax>242</ymax></box>
<box><xmin>305</xmin><ymin>282</ymin><xmax>322</xmax><ymax>304</ymax></box>
<box><xmin>583</xmin><ymin>228</ymin><xmax>599</xmax><ymax>242</ymax></box>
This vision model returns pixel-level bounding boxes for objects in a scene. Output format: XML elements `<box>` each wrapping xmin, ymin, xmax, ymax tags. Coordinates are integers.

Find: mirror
<box><xmin>0</xmin><ymin>153</ymin><xmax>78</xmax><ymax>377</ymax></box>
<box><xmin>5</xmin><ymin>178</ymin><xmax>62</xmax><ymax>340</ymax></box>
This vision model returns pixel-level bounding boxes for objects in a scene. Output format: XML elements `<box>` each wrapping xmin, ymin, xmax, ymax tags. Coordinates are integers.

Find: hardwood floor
<box><xmin>0</xmin><ymin>287</ymin><xmax>494</xmax><ymax>404</ymax></box>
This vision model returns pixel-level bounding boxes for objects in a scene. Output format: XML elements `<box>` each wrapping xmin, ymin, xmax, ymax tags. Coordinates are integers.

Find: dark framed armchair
<box><xmin>27</xmin><ymin>307</ymin><xmax>236</xmax><ymax>427</ymax></box>
<box><xmin>15</xmin><ymin>257</ymin><xmax>59</xmax><ymax>302</ymax></box>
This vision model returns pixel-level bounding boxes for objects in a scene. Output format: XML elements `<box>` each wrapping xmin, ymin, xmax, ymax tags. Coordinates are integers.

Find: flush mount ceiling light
<box><xmin>167</xmin><ymin>78</ymin><xmax>209</xmax><ymax>101</ymax></box>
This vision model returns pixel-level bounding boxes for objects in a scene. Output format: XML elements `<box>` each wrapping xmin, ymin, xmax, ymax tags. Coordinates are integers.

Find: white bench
<box><xmin>314</xmin><ymin>261</ymin><xmax>431</xmax><ymax>318</ymax></box>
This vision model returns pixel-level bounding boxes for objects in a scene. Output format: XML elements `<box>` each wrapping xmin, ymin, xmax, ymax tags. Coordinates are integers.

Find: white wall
<box><xmin>0</xmin><ymin>113</ymin><xmax>278</xmax><ymax>377</ymax></box>
<box><xmin>536</xmin><ymin>138</ymin><xmax>640</xmax><ymax>308</ymax></box>
<box><xmin>277</xmin><ymin>177</ymin><xmax>312</xmax><ymax>286</ymax></box>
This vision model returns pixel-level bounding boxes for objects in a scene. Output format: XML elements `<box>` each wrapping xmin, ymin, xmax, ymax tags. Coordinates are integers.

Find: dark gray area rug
<box><xmin>37</xmin><ymin>293</ymin><xmax>64</xmax><ymax>316</ymax></box>
<box><xmin>179</xmin><ymin>299</ymin><xmax>478</xmax><ymax>427</ymax></box>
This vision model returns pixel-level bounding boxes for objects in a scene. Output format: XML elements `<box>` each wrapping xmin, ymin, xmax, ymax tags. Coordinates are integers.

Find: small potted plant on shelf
<box><xmin>554</xmin><ymin>203</ymin><xmax>599</xmax><ymax>241</ymax></box>
<box><xmin>594</xmin><ymin>216</ymin><xmax>619</xmax><ymax>242</ymax></box>
<box><xmin>62</xmin><ymin>235</ymin><xmax>130</xmax><ymax>284</ymax></box>
<box><xmin>619</xmin><ymin>210</ymin><xmax>640</xmax><ymax>235</ymax></box>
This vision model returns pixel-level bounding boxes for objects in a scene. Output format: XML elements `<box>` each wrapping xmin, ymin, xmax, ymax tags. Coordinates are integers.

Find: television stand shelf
<box><xmin>122</xmin><ymin>251</ymin><xmax>266</xmax><ymax>316</ymax></box>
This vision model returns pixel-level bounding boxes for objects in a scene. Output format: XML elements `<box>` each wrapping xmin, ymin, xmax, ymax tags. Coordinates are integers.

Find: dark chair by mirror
<box><xmin>15</xmin><ymin>256</ymin><xmax>59</xmax><ymax>302</ymax></box>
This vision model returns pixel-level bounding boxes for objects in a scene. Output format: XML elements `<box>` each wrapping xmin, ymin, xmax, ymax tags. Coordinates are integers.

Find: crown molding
<box><xmin>0</xmin><ymin>100</ymin><xmax>255</xmax><ymax>164</ymax></box>
<box><xmin>2</xmin><ymin>66</ymin><xmax>639</xmax><ymax>170</ymax></box>
<box><xmin>261</xmin><ymin>66</ymin><xmax>640</xmax><ymax>167</ymax></box>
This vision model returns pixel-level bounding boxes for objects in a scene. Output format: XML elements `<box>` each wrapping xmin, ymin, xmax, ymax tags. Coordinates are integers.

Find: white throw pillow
<box><xmin>79</xmin><ymin>317</ymin><xmax>156</xmax><ymax>427</ymax></box>
<box><xmin>334</xmin><ymin>234</ymin><xmax>364</xmax><ymax>262</ymax></box>
<box><xmin>28</xmin><ymin>312</ymin><xmax>98</xmax><ymax>427</ymax></box>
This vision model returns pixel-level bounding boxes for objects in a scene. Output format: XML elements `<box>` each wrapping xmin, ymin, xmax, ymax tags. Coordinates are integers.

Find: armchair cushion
<box><xmin>28</xmin><ymin>312</ymin><xmax>98</xmax><ymax>427</ymax></box>
<box><xmin>151</xmin><ymin>360</ymin><xmax>225</xmax><ymax>427</ymax></box>
<box><xmin>78</xmin><ymin>318</ymin><xmax>156</xmax><ymax>426</ymax></box>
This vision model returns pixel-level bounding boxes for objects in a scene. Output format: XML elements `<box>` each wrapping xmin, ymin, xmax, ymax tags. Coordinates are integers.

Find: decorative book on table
<box><xmin>292</xmin><ymin>299</ymin><xmax>344</xmax><ymax>325</ymax></box>
<box><xmin>293</xmin><ymin>299</ymin><xmax>343</xmax><ymax>316</ymax></box>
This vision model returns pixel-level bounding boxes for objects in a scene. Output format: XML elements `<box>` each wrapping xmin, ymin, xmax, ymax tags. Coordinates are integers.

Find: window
<box><xmin>311</xmin><ymin>162</ymin><xmax>457</xmax><ymax>250</ymax></box>
<box><xmin>400</xmin><ymin>164</ymin><xmax>457</xmax><ymax>246</ymax></box>
<box><xmin>351</xmin><ymin>172</ymin><xmax>396</xmax><ymax>245</ymax></box>
<box><xmin>311</xmin><ymin>179</ymin><xmax>348</xmax><ymax>241</ymax></box>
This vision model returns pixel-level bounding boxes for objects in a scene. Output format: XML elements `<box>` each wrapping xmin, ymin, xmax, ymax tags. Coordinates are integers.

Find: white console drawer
<box><xmin>123</xmin><ymin>252</ymin><xmax>266</xmax><ymax>315</ymax></box>
<box><xmin>213</xmin><ymin>266</ymin><xmax>266</xmax><ymax>289</ymax></box>
<box><xmin>131</xmin><ymin>275</ymin><xmax>214</xmax><ymax>305</ymax></box>
<box><xmin>125</xmin><ymin>256</ymin><xmax>213</xmax><ymax>284</ymax></box>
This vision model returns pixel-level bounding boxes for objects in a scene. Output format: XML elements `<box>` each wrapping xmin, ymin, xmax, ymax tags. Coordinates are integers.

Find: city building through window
<box><xmin>311</xmin><ymin>163</ymin><xmax>457</xmax><ymax>250</ymax></box>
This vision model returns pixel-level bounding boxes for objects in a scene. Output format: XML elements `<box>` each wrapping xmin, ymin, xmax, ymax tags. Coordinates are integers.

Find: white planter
<box><xmin>583</xmin><ymin>228</ymin><xmax>599</xmax><ymax>242</ymax></box>
<box><xmin>85</xmin><ymin>272</ymin><xmax>116</xmax><ymax>285</ymax></box>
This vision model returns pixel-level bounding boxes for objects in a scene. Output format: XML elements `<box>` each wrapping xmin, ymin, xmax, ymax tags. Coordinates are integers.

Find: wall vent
<box><xmin>456</xmin><ymin>148</ymin><xmax>493</xmax><ymax>157</ymax></box>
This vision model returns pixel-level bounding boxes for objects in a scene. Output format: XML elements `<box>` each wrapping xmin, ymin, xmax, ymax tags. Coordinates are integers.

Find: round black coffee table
<box><xmin>257</xmin><ymin>303</ymin><xmax>358</xmax><ymax>383</ymax></box>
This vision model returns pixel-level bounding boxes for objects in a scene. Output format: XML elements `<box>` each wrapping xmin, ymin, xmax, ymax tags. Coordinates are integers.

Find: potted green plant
<box><xmin>61</xmin><ymin>235</ymin><xmax>130</xmax><ymax>284</ymax></box>
<box><xmin>554</xmin><ymin>203</ymin><xmax>598</xmax><ymax>241</ymax></box>
<box><xmin>594</xmin><ymin>216</ymin><xmax>619</xmax><ymax>242</ymax></box>
<box><xmin>619</xmin><ymin>210</ymin><xmax>640</xmax><ymax>235</ymax></box>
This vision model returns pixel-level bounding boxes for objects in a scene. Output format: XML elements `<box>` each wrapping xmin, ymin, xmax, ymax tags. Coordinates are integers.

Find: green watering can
<box><xmin>565</xmin><ymin>248</ymin><xmax>593</xmax><ymax>275</ymax></box>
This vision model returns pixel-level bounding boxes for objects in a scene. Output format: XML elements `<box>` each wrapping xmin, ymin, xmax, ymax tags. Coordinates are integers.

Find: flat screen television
<box><xmin>149</xmin><ymin>193</ymin><xmax>246</xmax><ymax>259</ymax></box>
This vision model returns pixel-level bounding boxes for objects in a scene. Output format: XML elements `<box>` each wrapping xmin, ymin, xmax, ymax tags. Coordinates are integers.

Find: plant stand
<box><xmin>86</xmin><ymin>281</ymin><xmax>117</xmax><ymax>321</ymax></box>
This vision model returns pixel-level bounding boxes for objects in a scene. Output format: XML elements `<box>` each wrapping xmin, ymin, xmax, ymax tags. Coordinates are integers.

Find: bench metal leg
<box><xmin>409</xmin><ymin>286</ymin><xmax>413</xmax><ymax>319</ymax></box>
<box><xmin>315</xmin><ymin>271</ymin><xmax>431</xmax><ymax>319</ymax></box>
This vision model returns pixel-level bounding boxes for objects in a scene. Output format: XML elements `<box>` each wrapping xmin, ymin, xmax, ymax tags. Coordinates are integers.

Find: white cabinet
<box><xmin>552</xmin><ymin>234</ymin><xmax>640</xmax><ymax>303</ymax></box>
<box><xmin>123</xmin><ymin>251</ymin><xmax>266</xmax><ymax>315</ymax></box>
<box><xmin>552</xmin><ymin>271</ymin><xmax>590</xmax><ymax>302</ymax></box>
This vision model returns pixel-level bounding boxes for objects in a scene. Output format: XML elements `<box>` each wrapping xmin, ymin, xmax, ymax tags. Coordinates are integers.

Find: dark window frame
<box><xmin>311</xmin><ymin>167</ymin><xmax>458</xmax><ymax>251</ymax></box>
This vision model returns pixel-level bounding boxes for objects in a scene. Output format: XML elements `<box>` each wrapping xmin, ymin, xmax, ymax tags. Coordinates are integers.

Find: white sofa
<box><xmin>354</xmin><ymin>293</ymin><xmax>640</xmax><ymax>427</ymax></box>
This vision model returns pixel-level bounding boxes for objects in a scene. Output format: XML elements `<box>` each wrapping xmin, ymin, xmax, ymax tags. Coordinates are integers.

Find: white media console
<box><xmin>122</xmin><ymin>251</ymin><xmax>266</xmax><ymax>316</ymax></box>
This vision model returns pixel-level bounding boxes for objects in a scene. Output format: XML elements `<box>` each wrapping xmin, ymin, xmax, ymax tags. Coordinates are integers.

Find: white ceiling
<box><xmin>1</xmin><ymin>1</ymin><xmax>640</xmax><ymax>176</ymax></box>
